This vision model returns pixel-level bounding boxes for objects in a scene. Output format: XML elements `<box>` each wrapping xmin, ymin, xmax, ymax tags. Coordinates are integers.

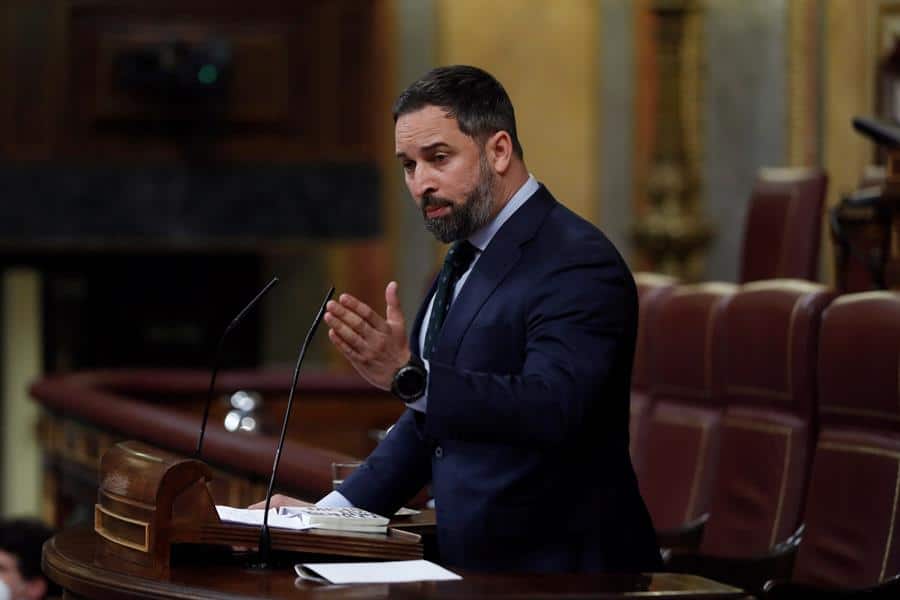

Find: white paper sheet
<box><xmin>215</xmin><ymin>505</ymin><xmax>314</xmax><ymax>530</ymax></box>
<box><xmin>294</xmin><ymin>560</ymin><xmax>462</xmax><ymax>584</ymax></box>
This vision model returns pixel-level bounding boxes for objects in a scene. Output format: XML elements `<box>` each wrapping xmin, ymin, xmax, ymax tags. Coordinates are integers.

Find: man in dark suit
<box><xmin>287</xmin><ymin>65</ymin><xmax>660</xmax><ymax>572</ymax></box>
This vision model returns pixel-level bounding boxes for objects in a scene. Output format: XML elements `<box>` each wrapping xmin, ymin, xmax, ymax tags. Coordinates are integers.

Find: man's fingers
<box><xmin>329</xmin><ymin>328</ymin><xmax>365</xmax><ymax>362</ymax></box>
<box><xmin>324</xmin><ymin>305</ymin><xmax>369</xmax><ymax>348</ymax></box>
<box><xmin>385</xmin><ymin>281</ymin><xmax>405</xmax><ymax>327</ymax></box>
<box><xmin>326</xmin><ymin>300</ymin><xmax>377</xmax><ymax>336</ymax></box>
<box><xmin>326</xmin><ymin>317</ymin><xmax>368</xmax><ymax>355</ymax></box>
<box><xmin>246</xmin><ymin>494</ymin><xmax>309</xmax><ymax>510</ymax></box>
<box><xmin>338</xmin><ymin>293</ymin><xmax>387</xmax><ymax>331</ymax></box>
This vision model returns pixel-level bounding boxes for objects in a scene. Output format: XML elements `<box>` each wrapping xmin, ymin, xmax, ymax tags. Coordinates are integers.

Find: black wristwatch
<box><xmin>391</xmin><ymin>354</ymin><xmax>428</xmax><ymax>401</ymax></box>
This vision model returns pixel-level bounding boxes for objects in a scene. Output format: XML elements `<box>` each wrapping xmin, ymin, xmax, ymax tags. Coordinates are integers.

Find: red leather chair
<box><xmin>666</xmin><ymin>280</ymin><xmax>835</xmax><ymax>592</ymax></box>
<box><xmin>637</xmin><ymin>283</ymin><xmax>736</xmax><ymax>547</ymax></box>
<box><xmin>631</xmin><ymin>272</ymin><xmax>679</xmax><ymax>472</ymax></box>
<box><xmin>766</xmin><ymin>291</ymin><xmax>900</xmax><ymax>596</ymax></box>
<box><xmin>739</xmin><ymin>167</ymin><xmax>827</xmax><ymax>283</ymax></box>
<box><xmin>702</xmin><ymin>280</ymin><xmax>833</xmax><ymax>554</ymax></box>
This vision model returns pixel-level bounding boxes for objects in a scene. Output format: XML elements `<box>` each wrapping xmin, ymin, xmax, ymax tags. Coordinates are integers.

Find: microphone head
<box><xmin>852</xmin><ymin>116</ymin><xmax>900</xmax><ymax>148</ymax></box>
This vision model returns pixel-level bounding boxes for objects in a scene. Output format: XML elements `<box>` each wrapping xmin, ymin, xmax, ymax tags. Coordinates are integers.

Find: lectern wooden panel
<box><xmin>92</xmin><ymin>440</ymin><xmax>421</xmax><ymax>578</ymax></box>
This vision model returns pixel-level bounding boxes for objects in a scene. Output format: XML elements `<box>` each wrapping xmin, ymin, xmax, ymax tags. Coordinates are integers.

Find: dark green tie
<box><xmin>423</xmin><ymin>240</ymin><xmax>478</xmax><ymax>359</ymax></box>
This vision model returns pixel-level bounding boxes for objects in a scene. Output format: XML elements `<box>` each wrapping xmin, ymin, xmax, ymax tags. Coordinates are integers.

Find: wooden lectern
<box><xmin>93</xmin><ymin>440</ymin><xmax>421</xmax><ymax>577</ymax></box>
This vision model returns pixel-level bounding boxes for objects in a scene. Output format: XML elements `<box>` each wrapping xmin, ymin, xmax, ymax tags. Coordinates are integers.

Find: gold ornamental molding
<box><xmin>632</xmin><ymin>0</ymin><xmax>713</xmax><ymax>281</ymax></box>
<box><xmin>822</xmin><ymin>0</ymin><xmax>877</xmax><ymax>286</ymax></box>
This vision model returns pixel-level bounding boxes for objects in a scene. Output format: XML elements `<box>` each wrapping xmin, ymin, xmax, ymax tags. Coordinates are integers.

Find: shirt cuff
<box><xmin>404</xmin><ymin>357</ymin><xmax>430</xmax><ymax>413</ymax></box>
<box><xmin>316</xmin><ymin>490</ymin><xmax>356</xmax><ymax>509</ymax></box>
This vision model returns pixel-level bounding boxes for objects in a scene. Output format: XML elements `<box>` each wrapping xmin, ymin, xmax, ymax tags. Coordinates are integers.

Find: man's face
<box><xmin>395</xmin><ymin>105</ymin><xmax>496</xmax><ymax>242</ymax></box>
<box><xmin>0</xmin><ymin>550</ymin><xmax>29</xmax><ymax>600</ymax></box>
<box><xmin>0</xmin><ymin>550</ymin><xmax>43</xmax><ymax>600</ymax></box>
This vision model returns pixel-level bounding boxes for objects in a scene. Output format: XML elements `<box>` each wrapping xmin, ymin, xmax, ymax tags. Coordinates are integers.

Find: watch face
<box><xmin>396</xmin><ymin>365</ymin><xmax>426</xmax><ymax>398</ymax></box>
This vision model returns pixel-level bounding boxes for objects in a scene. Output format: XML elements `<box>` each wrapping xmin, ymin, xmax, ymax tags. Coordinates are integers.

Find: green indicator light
<box><xmin>197</xmin><ymin>64</ymin><xmax>218</xmax><ymax>85</ymax></box>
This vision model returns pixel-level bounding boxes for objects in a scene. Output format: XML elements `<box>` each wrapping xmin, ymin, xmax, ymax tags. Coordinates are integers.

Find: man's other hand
<box><xmin>231</xmin><ymin>495</ymin><xmax>313</xmax><ymax>551</ymax></box>
<box><xmin>325</xmin><ymin>281</ymin><xmax>411</xmax><ymax>389</ymax></box>
<box><xmin>247</xmin><ymin>494</ymin><xmax>313</xmax><ymax>510</ymax></box>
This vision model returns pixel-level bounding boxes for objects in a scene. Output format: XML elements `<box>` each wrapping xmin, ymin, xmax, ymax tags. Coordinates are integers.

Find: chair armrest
<box><xmin>657</xmin><ymin>513</ymin><xmax>708</xmax><ymax>553</ymax></box>
<box><xmin>764</xmin><ymin>573</ymin><xmax>900</xmax><ymax>598</ymax></box>
<box><xmin>666</xmin><ymin>542</ymin><xmax>797</xmax><ymax>595</ymax></box>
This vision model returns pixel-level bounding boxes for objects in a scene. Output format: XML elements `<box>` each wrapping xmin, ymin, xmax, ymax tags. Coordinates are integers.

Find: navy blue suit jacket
<box><xmin>340</xmin><ymin>185</ymin><xmax>661</xmax><ymax>573</ymax></box>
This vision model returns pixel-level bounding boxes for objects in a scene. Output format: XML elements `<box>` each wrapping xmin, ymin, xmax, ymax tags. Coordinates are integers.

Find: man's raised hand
<box><xmin>325</xmin><ymin>281</ymin><xmax>411</xmax><ymax>389</ymax></box>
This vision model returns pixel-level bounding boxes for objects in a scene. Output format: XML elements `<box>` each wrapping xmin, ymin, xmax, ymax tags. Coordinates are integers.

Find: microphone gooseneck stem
<box><xmin>196</xmin><ymin>276</ymin><xmax>279</xmax><ymax>459</ymax></box>
<box><xmin>257</xmin><ymin>285</ymin><xmax>335</xmax><ymax>567</ymax></box>
<box><xmin>257</xmin><ymin>522</ymin><xmax>272</xmax><ymax>567</ymax></box>
<box><xmin>196</xmin><ymin>333</ymin><xmax>227</xmax><ymax>458</ymax></box>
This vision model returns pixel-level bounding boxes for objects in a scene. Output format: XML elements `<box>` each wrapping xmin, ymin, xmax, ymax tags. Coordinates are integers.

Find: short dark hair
<box><xmin>0</xmin><ymin>518</ymin><xmax>54</xmax><ymax>581</ymax></box>
<box><xmin>393</xmin><ymin>65</ymin><xmax>524</xmax><ymax>159</ymax></box>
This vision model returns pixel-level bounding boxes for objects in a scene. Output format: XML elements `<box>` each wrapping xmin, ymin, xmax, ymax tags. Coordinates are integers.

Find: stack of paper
<box><xmin>284</xmin><ymin>506</ymin><xmax>390</xmax><ymax>533</ymax></box>
<box><xmin>215</xmin><ymin>505</ymin><xmax>313</xmax><ymax>530</ymax></box>
<box><xmin>215</xmin><ymin>505</ymin><xmax>390</xmax><ymax>533</ymax></box>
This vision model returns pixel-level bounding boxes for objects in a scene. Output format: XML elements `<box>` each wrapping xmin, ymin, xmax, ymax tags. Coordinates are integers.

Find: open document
<box><xmin>295</xmin><ymin>560</ymin><xmax>462</xmax><ymax>584</ymax></box>
<box><xmin>215</xmin><ymin>506</ymin><xmax>314</xmax><ymax>530</ymax></box>
<box><xmin>215</xmin><ymin>505</ymin><xmax>389</xmax><ymax>533</ymax></box>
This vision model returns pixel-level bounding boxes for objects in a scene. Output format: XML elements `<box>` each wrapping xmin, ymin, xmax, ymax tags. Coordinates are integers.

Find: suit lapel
<box><xmin>431</xmin><ymin>185</ymin><xmax>557</xmax><ymax>364</ymax></box>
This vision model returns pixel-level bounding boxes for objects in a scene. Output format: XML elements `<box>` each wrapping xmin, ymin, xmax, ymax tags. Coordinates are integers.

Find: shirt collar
<box><xmin>468</xmin><ymin>174</ymin><xmax>539</xmax><ymax>252</ymax></box>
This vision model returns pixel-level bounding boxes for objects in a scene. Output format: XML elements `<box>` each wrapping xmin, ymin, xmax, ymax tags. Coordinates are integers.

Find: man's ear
<box><xmin>23</xmin><ymin>577</ymin><xmax>45</xmax><ymax>600</ymax></box>
<box><xmin>485</xmin><ymin>130</ymin><xmax>513</xmax><ymax>175</ymax></box>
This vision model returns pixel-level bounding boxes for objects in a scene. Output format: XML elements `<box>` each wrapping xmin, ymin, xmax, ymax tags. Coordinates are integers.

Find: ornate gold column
<box><xmin>633</xmin><ymin>0</ymin><xmax>712</xmax><ymax>280</ymax></box>
<box><xmin>822</xmin><ymin>0</ymin><xmax>877</xmax><ymax>285</ymax></box>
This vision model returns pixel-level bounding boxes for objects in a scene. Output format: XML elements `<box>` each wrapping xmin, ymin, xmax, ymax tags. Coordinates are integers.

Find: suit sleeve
<box><xmin>424</xmin><ymin>246</ymin><xmax>632</xmax><ymax>448</ymax></box>
<box><xmin>336</xmin><ymin>408</ymin><xmax>433</xmax><ymax>517</ymax></box>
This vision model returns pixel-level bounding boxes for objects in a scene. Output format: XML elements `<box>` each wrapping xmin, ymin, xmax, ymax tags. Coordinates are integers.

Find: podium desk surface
<box><xmin>44</xmin><ymin>527</ymin><xmax>749</xmax><ymax>600</ymax></box>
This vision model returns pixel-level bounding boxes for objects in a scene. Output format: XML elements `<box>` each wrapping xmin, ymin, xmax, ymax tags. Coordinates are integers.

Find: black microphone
<box><xmin>852</xmin><ymin>116</ymin><xmax>900</xmax><ymax>148</ymax></box>
<box><xmin>196</xmin><ymin>276</ymin><xmax>280</xmax><ymax>459</ymax></box>
<box><xmin>256</xmin><ymin>285</ymin><xmax>335</xmax><ymax>568</ymax></box>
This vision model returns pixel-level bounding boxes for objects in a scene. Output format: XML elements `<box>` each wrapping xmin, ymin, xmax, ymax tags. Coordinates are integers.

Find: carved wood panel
<box><xmin>2</xmin><ymin>0</ymin><xmax>383</xmax><ymax>162</ymax></box>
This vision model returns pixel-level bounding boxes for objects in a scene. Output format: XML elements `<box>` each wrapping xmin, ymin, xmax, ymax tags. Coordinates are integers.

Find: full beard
<box><xmin>421</xmin><ymin>155</ymin><xmax>495</xmax><ymax>243</ymax></box>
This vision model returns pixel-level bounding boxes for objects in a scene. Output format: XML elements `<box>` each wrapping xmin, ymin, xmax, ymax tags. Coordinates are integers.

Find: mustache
<box><xmin>422</xmin><ymin>195</ymin><xmax>453</xmax><ymax>213</ymax></box>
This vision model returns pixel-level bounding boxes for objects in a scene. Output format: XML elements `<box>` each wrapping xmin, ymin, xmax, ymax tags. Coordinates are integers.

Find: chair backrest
<box><xmin>739</xmin><ymin>167</ymin><xmax>827</xmax><ymax>283</ymax></box>
<box><xmin>792</xmin><ymin>291</ymin><xmax>900</xmax><ymax>587</ymax></box>
<box><xmin>637</xmin><ymin>283</ymin><xmax>735</xmax><ymax>531</ymax></box>
<box><xmin>633</xmin><ymin>272</ymin><xmax>680</xmax><ymax>391</ymax></box>
<box><xmin>630</xmin><ymin>272</ymin><xmax>679</xmax><ymax>471</ymax></box>
<box><xmin>699</xmin><ymin>280</ymin><xmax>834</xmax><ymax>557</ymax></box>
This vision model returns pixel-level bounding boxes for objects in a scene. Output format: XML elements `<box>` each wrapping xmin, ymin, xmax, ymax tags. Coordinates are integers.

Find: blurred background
<box><xmin>0</xmin><ymin>0</ymin><xmax>892</xmax><ymax>522</ymax></box>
